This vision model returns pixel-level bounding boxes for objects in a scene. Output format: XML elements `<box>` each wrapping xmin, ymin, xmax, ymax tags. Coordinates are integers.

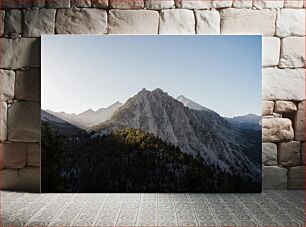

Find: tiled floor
<box><xmin>1</xmin><ymin>190</ymin><xmax>304</xmax><ymax>226</ymax></box>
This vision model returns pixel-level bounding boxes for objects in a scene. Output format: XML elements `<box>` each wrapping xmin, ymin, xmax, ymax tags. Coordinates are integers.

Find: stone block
<box><xmin>91</xmin><ymin>0</ymin><xmax>108</xmax><ymax>8</ymax></box>
<box><xmin>278</xmin><ymin>141</ymin><xmax>301</xmax><ymax>166</ymax></box>
<box><xmin>0</xmin><ymin>142</ymin><xmax>27</xmax><ymax>169</ymax></box>
<box><xmin>262</xmin><ymin>37</ymin><xmax>280</xmax><ymax>66</ymax></box>
<box><xmin>301</xmin><ymin>142</ymin><xmax>305</xmax><ymax>165</ymax></box>
<box><xmin>284</xmin><ymin>0</ymin><xmax>304</xmax><ymax>8</ymax></box>
<box><xmin>0</xmin><ymin>167</ymin><xmax>40</xmax><ymax>192</ymax></box>
<box><xmin>0</xmin><ymin>38</ymin><xmax>40</xmax><ymax>69</ymax></box>
<box><xmin>0</xmin><ymin>10</ymin><xmax>4</xmax><ymax>35</ymax></box>
<box><xmin>288</xmin><ymin>166</ymin><xmax>304</xmax><ymax>189</ymax></box>
<box><xmin>262</xmin><ymin>166</ymin><xmax>287</xmax><ymax>189</ymax></box>
<box><xmin>0</xmin><ymin>0</ymin><xmax>32</xmax><ymax>9</ymax></box>
<box><xmin>262</xmin><ymin>68</ymin><xmax>305</xmax><ymax>101</ymax></box>
<box><xmin>220</xmin><ymin>8</ymin><xmax>276</xmax><ymax>36</ymax></box>
<box><xmin>0</xmin><ymin>69</ymin><xmax>15</xmax><ymax>102</ymax></box>
<box><xmin>232</xmin><ymin>0</ymin><xmax>253</xmax><ymax>8</ymax></box>
<box><xmin>32</xmin><ymin>0</ymin><xmax>46</xmax><ymax>8</ymax></box>
<box><xmin>109</xmin><ymin>0</ymin><xmax>144</xmax><ymax>8</ymax></box>
<box><xmin>23</xmin><ymin>9</ymin><xmax>56</xmax><ymax>37</ymax></box>
<box><xmin>175</xmin><ymin>0</ymin><xmax>212</xmax><ymax>9</ymax></box>
<box><xmin>262</xmin><ymin>101</ymin><xmax>274</xmax><ymax>115</ymax></box>
<box><xmin>253</xmin><ymin>0</ymin><xmax>284</xmax><ymax>8</ymax></box>
<box><xmin>262</xmin><ymin>143</ymin><xmax>277</xmax><ymax>165</ymax></box>
<box><xmin>280</xmin><ymin>37</ymin><xmax>305</xmax><ymax>68</ymax></box>
<box><xmin>108</xmin><ymin>10</ymin><xmax>159</xmax><ymax>34</ymax></box>
<box><xmin>71</xmin><ymin>0</ymin><xmax>92</xmax><ymax>7</ymax></box>
<box><xmin>4</xmin><ymin>9</ymin><xmax>22</xmax><ymax>35</ymax></box>
<box><xmin>56</xmin><ymin>8</ymin><xmax>107</xmax><ymax>34</ymax></box>
<box><xmin>27</xmin><ymin>143</ymin><xmax>40</xmax><ymax>167</ymax></box>
<box><xmin>8</xmin><ymin>102</ymin><xmax>40</xmax><ymax>142</ymax></box>
<box><xmin>262</xmin><ymin>118</ymin><xmax>294</xmax><ymax>142</ymax></box>
<box><xmin>159</xmin><ymin>9</ymin><xmax>195</xmax><ymax>34</ymax></box>
<box><xmin>275</xmin><ymin>101</ymin><xmax>297</xmax><ymax>113</ymax></box>
<box><xmin>145</xmin><ymin>0</ymin><xmax>175</xmax><ymax>9</ymax></box>
<box><xmin>276</xmin><ymin>9</ymin><xmax>305</xmax><ymax>37</ymax></box>
<box><xmin>294</xmin><ymin>101</ymin><xmax>305</xmax><ymax>141</ymax></box>
<box><xmin>0</xmin><ymin>102</ymin><xmax>7</xmax><ymax>142</ymax></box>
<box><xmin>195</xmin><ymin>10</ymin><xmax>220</xmax><ymax>34</ymax></box>
<box><xmin>212</xmin><ymin>0</ymin><xmax>233</xmax><ymax>8</ymax></box>
<box><xmin>46</xmin><ymin>0</ymin><xmax>70</xmax><ymax>8</ymax></box>
<box><xmin>15</xmin><ymin>68</ymin><xmax>41</xmax><ymax>102</ymax></box>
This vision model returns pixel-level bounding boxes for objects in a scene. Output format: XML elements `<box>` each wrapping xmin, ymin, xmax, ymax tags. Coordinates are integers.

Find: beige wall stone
<box><xmin>262</xmin><ymin>101</ymin><xmax>274</xmax><ymax>115</ymax></box>
<box><xmin>220</xmin><ymin>8</ymin><xmax>276</xmax><ymax>36</ymax></box>
<box><xmin>262</xmin><ymin>37</ymin><xmax>280</xmax><ymax>66</ymax></box>
<box><xmin>195</xmin><ymin>10</ymin><xmax>220</xmax><ymax>34</ymax></box>
<box><xmin>15</xmin><ymin>68</ymin><xmax>41</xmax><ymax>102</ymax></box>
<box><xmin>71</xmin><ymin>0</ymin><xmax>92</xmax><ymax>7</ymax></box>
<box><xmin>263</xmin><ymin>166</ymin><xmax>287</xmax><ymax>189</ymax></box>
<box><xmin>108</xmin><ymin>10</ymin><xmax>159</xmax><ymax>34</ymax></box>
<box><xmin>276</xmin><ymin>9</ymin><xmax>305</xmax><ymax>37</ymax></box>
<box><xmin>27</xmin><ymin>143</ymin><xmax>40</xmax><ymax>167</ymax></box>
<box><xmin>253</xmin><ymin>0</ymin><xmax>284</xmax><ymax>9</ymax></box>
<box><xmin>8</xmin><ymin>102</ymin><xmax>40</xmax><ymax>142</ymax></box>
<box><xmin>4</xmin><ymin>10</ymin><xmax>22</xmax><ymax>35</ymax></box>
<box><xmin>232</xmin><ymin>0</ymin><xmax>253</xmax><ymax>8</ymax></box>
<box><xmin>46</xmin><ymin>0</ymin><xmax>70</xmax><ymax>8</ymax></box>
<box><xmin>294</xmin><ymin>101</ymin><xmax>305</xmax><ymax>141</ymax></box>
<box><xmin>262</xmin><ymin>68</ymin><xmax>305</xmax><ymax>101</ymax></box>
<box><xmin>274</xmin><ymin>101</ymin><xmax>297</xmax><ymax>113</ymax></box>
<box><xmin>262</xmin><ymin>118</ymin><xmax>294</xmax><ymax>142</ymax></box>
<box><xmin>109</xmin><ymin>0</ymin><xmax>144</xmax><ymax>9</ymax></box>
<box><xmin>212</xmin><ymin>0</ymin><xmax>233</xmax><ymax>8</ymax></box>
<box><xmin>262</xmin><ymin>143</ymin><xmax>277</xmax><ymax>165</ymax></box>
<box><xmin>288</xmin><ymin>166</ymin><xmax>304</xmax><ymax>189</ymax></box>
<box><xmin>91</xmin><ymin>0</ymin><xmax>108</xmax><ymax>8</ymax></box>
<box><xmin>0</xmin><ymin>143</ymin><xmax>27</xmax><ymax>169</ymax></box>
<box><xmin>175</xmin><ymin>0</ymin><xmax>212</xmax><ymax>9</ymax></box>
<box><xmin>280</xmin><ymin>37</ymin><xmax>305</xmax><ymax>68</ymax></box>
<box><xmin>0</xmin><ymin>102</ymin><xmax>7</xmax><ymax>142</ymax></box>
<box><xmin>145</xmin><ymin>0</ymin><xmax>175</xmax><ymax>9</ymax></box>
<box><xmin>159</xmin><ymin>9</ymin><xmax>195</xmax><ymax>34</ymax></box>
<box><xmin>56</xmin><ymin>8</ymin><xmax>107</xmax><ymax>34</ymax></box>
<box><xmin>0</xmin><ymin>69</ymin><xmax>15</xmax><ymax>102</ymax></box>
<box><xmin>0</xmin><ymin>38</ymin><xmax>40</xmax><ymax>69</ymax></box>
<box><xmin>284</xmin><ymin>0</ymin><xmax>304</xmax><ymax>8</ymax></box>
<box><xmin>278</xmin><ymin>141</ymin><xmax>301</xmax><ymax>167</ymax></box>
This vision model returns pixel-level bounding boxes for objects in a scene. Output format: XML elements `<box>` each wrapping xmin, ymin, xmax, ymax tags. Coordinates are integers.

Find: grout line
<box><xmin>187</xmin><ymin>194</ymin><xmax>199</xmax><ymax>226</ymax></box>
<box><xmin>201</xmin><ymin>194</ymin><xmax>220</xmax><ymax>226</ymax></box>
<box><xmin>70</xmin><ymin>194</ymin><xmax>93</xmax><ymax>226</ymax></box>
<box><xmin>92</xmin><ymin>193</ymin><xmax>110</xmax><ymax>226</ymax></box>
<box><xmin>114</xmin><ymin>193</ymin><xmax>126</xmax><ymax>226</ymax></box>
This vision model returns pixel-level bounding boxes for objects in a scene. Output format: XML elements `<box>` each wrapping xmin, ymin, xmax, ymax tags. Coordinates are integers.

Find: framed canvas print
<box><xmin>41</xmin><ymin>35</ymin><xmax>262</xmax><ymax>193</ymax></box>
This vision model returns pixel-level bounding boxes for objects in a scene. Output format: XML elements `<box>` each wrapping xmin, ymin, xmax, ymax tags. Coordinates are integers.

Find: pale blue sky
<box><xmin>42</xmin><ymin>35</ymin><xmax>261</xmax><ymax>117</ymax></box>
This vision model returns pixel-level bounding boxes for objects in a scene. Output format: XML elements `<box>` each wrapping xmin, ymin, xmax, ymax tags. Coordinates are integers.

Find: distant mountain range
<box><xmin>42</xmin><ymin>88</ymin><xmax>261</xmax><ymax>182</ymax></box>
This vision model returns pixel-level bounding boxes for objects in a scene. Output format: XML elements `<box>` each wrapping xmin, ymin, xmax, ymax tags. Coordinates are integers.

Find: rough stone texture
<box><xmin>56</xmin><ymin>8</ymin><xmax>107</xmax><ymax>34</ymax></box>
<box><xmin>262</xmin><ymin>37</ymin><xmax>280</xmax><ymax>66</ymax></box>
<box><xmin>284</xmin><ymin>0</ymin><xmax>304</xmax><ymax>8</ymax></box>
<box><xmin>71</xmin><ymin>0</ymin><xmax>92</xmax><ymax>7</ymax></box>
<box><xmin>232</xmin><ymin>0</ymin><xmax>253</xmax><ymax>8</ymax></box>
<box><xmin>0</xmin><ymin>38</ymin><xmax>40</xmax><ymax>69</ymax></box>
<box><xmin>145</xmin><ymin>0</ymin><xmax>175</xmax><ymax>9</ymax></box>
<box><xmin>280</xmin><ymin>37</ymin><xmax>305</xmax><ymax>68</ymax></box>
<box><xmin>294</xmin><ymin>101</ymin><xmax>305</xmax><ymax>141</ymax></box>
<box><xmin>0</xmin><ymin>143</ymin><xmax>27</xmax><ymax>169</ymax></box>
<box><xmin>23</xmin><ymin>9</ymin><xmax>56</xmax><ymax>37</ymax></box>
<box><xmin>0</xmin><ymin>10</ymin><xmax>4</xmax><ymax>35</ymax></box>
<box><xmin>262</xmin><ymin>68</ymin><xmax>305</xmax><ymax>101</ymax></box>
<box><xmin>253</xmin><ymin>0</ymin><xmax>284</xmax><ymax>9</ymax></box>
<box><xmin>4</xmin><ymin>10</ymin><xmax>22</xmax><ymax>35</ymax></box>
<box><xmin>220</xmin><ymin>9</ymin><xmax>276</xmax><ymax>36</ymax></box>
<box><xmin>108</xmin><ymin>10</ymin><xmax>159</xmax><ymax>34</ymax></box>
<box><xmin>195</xmin><ymin>10</ymin><xmax>220</xmax><ymax>34</ymax></box>
<box><xmin>262</xmin><ymin>101</ymin><xmax>274</xmax><ymax>115</ymax></box>
<box><xmin>278</xmin><ymin>141</ymin><xmax>301</xmax><ymax>166</ymax></box>
<box><xmin>262</xmin><ymin>118</ymin><xmax>294</xmax><ymax>142</ymax></box>
<box><xmin>91</xmin><ymin>0</ymin><xmax>108</xmax><ymax>8</ymax></box>
<box><xmin>159</xmin><ymin>9</ymin><xmax>195</xmax><ymax>34</ymax></box>
<box><xmin>275</xmin><ymin>101</ymin><xmax>297</xmax><ymax>113</ymax></box>
<box><xmin>288</xmin><ymin>166</ymin><xmax>304</xmax><ymax>189</ymax></box>
<box><xmin>0</xmin><ymin>0</ymin><xmax>32</xmax><ymax>9</ymax></box>
<box><xmin>0</xmin><ymin>69</ymin><xmax>15</xmax><ymax>102</ymax></box>
<box><xmin>46</xmin><ymin>0</ymin><xmax>70</xmax><ymax>8</ymax></box>
<box><xmin>262</xmin><ymin>166</ymin><xmax>287</xmax><ymax>189</ymax></box>
<box><xmin>212</xmin><ymin>0</ymin><xmax>233</xmax><ymax>8</ymax></box>
<box><xmin>262</xmin><ymin>143</ymin><xmax>277</xmax><ymax>165</ymax></box>
<box><xmin>0</xmin><ymin>167</ymin><xmax>40</xmax><ymax>192</ymax></box>
<box><xmin>32</xmin><ymin>0</ymin><xmax>46</xmax><ymax>8</ymax></box>
<box><xmin>27</xmin><ymin>143</ymin><xmax>40</xmax><ymax>167</ymax></box>
<box><xmin>301</xmin><ymin>142</ymin><xmax>305</xmax><ymax>165</ymax></box>
<box><xmin>8</xmin><ymin>102</ymin><xmax>40</xmax><ymax>142</ymax></box>
<box><xmin>0</xmin><ymin>102</ymin><xmax>7</xmax><ymax>142</ymax></box>
<box><xmin>175</xmin><ymin>0</ymin><xmax>212</xmax><ymax>9</ymax></box>
<box><xmin>109</xmin><ymin>0</ymin><xmax>144</xmax><ymax>9</ymax></box>
<box><xmin>15</xmin><ymin>68</ymin><xmax>41</xmax><ymax>102</ymax></box>
<box><xmin>276</xmin><ymin>9</ymin><xmax>305</xmax><ymax>37</ymax></box>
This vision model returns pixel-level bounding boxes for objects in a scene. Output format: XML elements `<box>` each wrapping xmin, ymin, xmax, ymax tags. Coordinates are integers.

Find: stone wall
<box><xmin>0</xmin><ymin>0</ymin><xmax>305</xmax><ymax>192</ymax></box>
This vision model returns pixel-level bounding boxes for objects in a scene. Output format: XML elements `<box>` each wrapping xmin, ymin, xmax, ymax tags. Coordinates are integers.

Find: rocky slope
<box><xmin>93</xmin><ymin>88</ymin><xmax>261</xmax><ymax>182</ymax></box>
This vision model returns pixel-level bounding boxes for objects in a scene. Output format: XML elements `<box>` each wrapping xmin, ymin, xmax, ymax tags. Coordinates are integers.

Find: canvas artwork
<box><xmin>41</xmin><ymin>36</ymin><xmax>262</xmax><ymax>193</ymax></box>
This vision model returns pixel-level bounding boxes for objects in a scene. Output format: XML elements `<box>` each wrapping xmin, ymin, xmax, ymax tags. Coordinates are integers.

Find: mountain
<box><xmin>46</xmin><ymin>102</ymin><xmax>122</xmax><ymax>130</ymax></box>
<box><xmin>225</xmin><ymin>114</ymin><xmax>261</xmax><ymax>131</ymax></box>
<box><xmin>93</xmin><ymin>88</ymin><xmax>261</xmax><ymax>182</ymax></box>
<box><xmin>177</xmin><ymin>95</ymin><xmax>213</xmax><ymax>112</ymax></box>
